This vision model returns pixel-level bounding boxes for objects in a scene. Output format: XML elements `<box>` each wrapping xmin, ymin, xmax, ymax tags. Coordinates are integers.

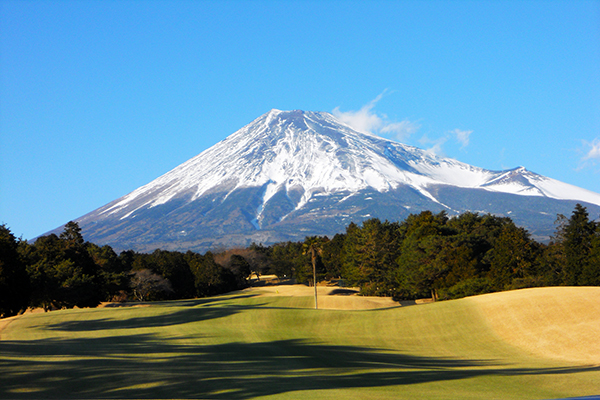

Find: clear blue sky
<box><xmin>1</xmin><ymin>0</ymin><xmax>599</xmax><ymax>240</ymax></box>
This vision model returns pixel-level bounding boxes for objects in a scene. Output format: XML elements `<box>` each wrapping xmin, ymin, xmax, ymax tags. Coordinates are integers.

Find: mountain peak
<box><xmin>64</xmin><ymin>109</ymin><xmax>600</xmax><ymax>252</ymax></box>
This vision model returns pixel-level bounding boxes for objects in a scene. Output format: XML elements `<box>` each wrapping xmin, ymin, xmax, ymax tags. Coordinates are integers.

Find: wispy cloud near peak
<box><xmin>451</xmin><ymin>128</ymin><xmax>473</xmax><ymax>149</ymax></box>
<box><xmin>332</xmin><ymin>91</ymin><xmax>419</xmax><ymax>142</ymax></box>
<box><xmin>583</xmin><ymin>138</ymin><xmax>600</xmax><ymax>161</ymax></box>
<box><xmin>332</xmin><ymin>93</ymin><xmax>474</xmax><ymax>156</ymax></box>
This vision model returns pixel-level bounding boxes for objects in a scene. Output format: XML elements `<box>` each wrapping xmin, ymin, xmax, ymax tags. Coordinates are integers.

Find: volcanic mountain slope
<box><xmin>62</xmin><ymin>109</ymin><xmax>600</xmax><ymax>252</ymax></box>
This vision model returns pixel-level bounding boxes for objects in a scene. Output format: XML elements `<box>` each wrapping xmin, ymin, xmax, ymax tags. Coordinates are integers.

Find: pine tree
<box><xmin>562</xmin><ymin>204</ymin><xmax>595</xmax><ymax>285</ymax></box>
<box><xmin>579</xmin><ymin>215</ymin><xmax>600</xmax><ymax>286</ymax></box>
<box><xmin>0</xmin><ymin>225</ymin><xmax>30</xmax><ymax>317</ymax></box>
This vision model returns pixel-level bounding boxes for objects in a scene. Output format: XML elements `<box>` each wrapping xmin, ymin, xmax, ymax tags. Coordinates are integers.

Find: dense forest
<box><xmin>1</xmin><ymin>204</ymin><xmax>599</xmax><ymax>318</ymax></box>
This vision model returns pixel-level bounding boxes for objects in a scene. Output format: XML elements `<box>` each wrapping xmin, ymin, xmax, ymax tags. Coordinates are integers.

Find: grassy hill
<box><xmin>1</xmin><ymin>286</ymin><xmax>599</xmax><ymax>399</ymax></box>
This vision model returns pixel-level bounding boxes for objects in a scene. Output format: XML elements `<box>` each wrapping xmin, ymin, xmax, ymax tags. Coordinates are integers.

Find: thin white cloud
<box><xmin>427</xmin><ymin>140</ymin><xmax>447</xmax><ymax>156</ymax></box>
<box><xmin>583</xmin><ymin>138</ymin><xmax>600</xmax><ymax>161</ymax></box>
<box><xmin>332</xmin><ymin>101</ymin><xmax>383</xmax><ymax>134</ymax></box>
<box><xmin>451</xmin><ymin>128</ymin><xmax>472</xmax><ymax>149</ymax></box>
<box><xmin>380</xmin><ymin>120</ymin><xmax>421</xmax><ymax>141</ymax></box>
<box><xmin>332</xmin><ymin>93</ymin><xmax>474</xmax><ymax>156</ymax></box>
<box><xmin>419</xmin><ymin>135</ymin><xmax>448</xmax><ymax>156</ymax></box>
<box><xmin>419</xmin><ymin>128</ymin><xmax>473</xmax><ymax>156</ymax></box>
<box><xmin>332</xmin><ymin>91</ymin><xmax>420</xmax><ymax>141</ymax></box>
<box><xmin>577</xmin><ymin>138</ymin><xmax>600</xmax><ymax>171</ymax></box>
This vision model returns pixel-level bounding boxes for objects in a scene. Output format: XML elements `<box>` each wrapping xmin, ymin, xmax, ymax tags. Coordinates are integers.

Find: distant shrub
<box><xmin>506</xmin><ymin>276</ymin><xmax>547</xmax><ymax>291</ymax></box>
<box><xmin>443</xmin><ymin>277</ymin><xmax>493</xmax><ymax>300</ymax></box>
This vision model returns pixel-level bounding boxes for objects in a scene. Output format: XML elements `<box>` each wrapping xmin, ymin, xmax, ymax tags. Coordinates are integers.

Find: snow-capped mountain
<box><xmin>63</xmin><ymin>109</ymin><xmax>600</xmax><ymax>252</ymax></box>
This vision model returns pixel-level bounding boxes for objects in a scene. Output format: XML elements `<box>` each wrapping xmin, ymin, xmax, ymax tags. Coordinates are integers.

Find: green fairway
<box><xmin>1</xmin><ymin>287</ymin><xmax>599</xmax><ymax>399</ymax></box>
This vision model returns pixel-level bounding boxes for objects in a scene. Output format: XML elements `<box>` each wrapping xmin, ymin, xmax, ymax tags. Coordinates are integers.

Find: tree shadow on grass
<box><xmin>47</xmin><ymin>294</ymin><xmax>264</xmax><ymax>331</ymax></box>
<box><xmin>103</xmin><ymin>293</ymin><xmax>261</xmax><ymax>308</ymax></box>
<box><xmin>1</xmin><ymin>334</ymin><xmax>599</xmax><ymax>399</ymax></box>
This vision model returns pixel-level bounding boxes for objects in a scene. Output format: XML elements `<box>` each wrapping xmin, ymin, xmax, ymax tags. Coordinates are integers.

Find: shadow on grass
<box><xmin>47</xmin><ymin>294</ymin><xmax>263</xmax><ymax>331</ymax></box>
<box><xmin>2</xmin><ymin>334</ymin><xmax>599</xmax><ymax>399</ymax></box>
<box><xmin>102</xmin><ymin>293</ymin><xmax>261</xmax><ymax>308</ymax></box>
<box><xmin>328</xmin><ymin>288</ymin><xmax>359</xmax><ymax>295</ymax></box>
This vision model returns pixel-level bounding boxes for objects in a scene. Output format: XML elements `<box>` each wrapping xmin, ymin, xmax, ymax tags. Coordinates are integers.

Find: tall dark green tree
<box><xmin>187</xmin><ymin>252</ymin><xmax>237</xmax><ymax>297</ymax></box>
<box><xmin>578</xmin><ymin>212</ymin><xmax>600</xmax><ymax>286</ymax></box>
<box><xmin>395</xmin><ymin>212</ymin><xmax>448</xmax><ymax>299</ymax></box>
<box><xmin>150</xmin><ymin>250</ymin><xmax>196</xmax><ymax>299</ymax></box>
<box><xmin>228</xmin><ymin>254</ymin><xmax>252</xmax><ymax>287</ymax></box>
<box><xmin>88</xmin><ymin>243</ymin><xmax>129</xmax><ymax>301</ymax></box>
<box><xmin>26</xmin><ymin>234</ymin><xmax>61</xmax><ymax>311</ymax></box>
<box><xmin>395</xmin><ymin>235</ymin><xmax>444</xmax><ymax>300</ymax></box>
<box><xmin>27</xmin><ymin>222</ymin><xmax>102</xmax><ymax>310</ymax></box>
<box><xmin>486</xmin><ymin>224</ymin><xmax>538</xmax><ymax>290</ymax></box>
<box><xmin>562</xmin><ymin>204</ymin><xmax>596</xmax><ymax>285</ymax></box>
<box><xmin>321</xmin><ymin>233</ymin><xmax>345</xmax><ymax>279</ymax></box>
<box><xmin>537</xmin><ymin>214</ymin><xmax>569</xmax><ymax>286</ymax></box>
<box><xmin>269</xmin><ymin>241</ymin><xmax>304</xmax><ymax>280</ymax></box>
<box><xmin>342</xmin><ymin>219</ymin><xmax>402</xmax><ymax>296</ymax></box>
<box><xmin>60</xmin><ymin>221</ymin><xmax>84</xmax><ymax>247</ymax></box>
<box><xmin>434</xmin><ymin>234</ymin><xmax>484</xmax><ymax>298</ymax></box>
<box><xmin>0</xmin><ymin>225</ymin><xmax>30</xmax><ymax>318</ymax></box>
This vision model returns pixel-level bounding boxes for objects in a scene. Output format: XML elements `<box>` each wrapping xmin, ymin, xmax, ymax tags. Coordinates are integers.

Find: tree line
<box><xmin>1</xmin><ymin>204</ymin><xmax>599</xmax><ymax>318</ymax></box>
<box><xmin>0</xmin><ymin>222</ymin><xmax>256</xmax><ymax>317</ymax></box>
<box><xmin>267</xmin><ymin>204</ymin><xmax>599</xmax><ymax>300</ymax></box>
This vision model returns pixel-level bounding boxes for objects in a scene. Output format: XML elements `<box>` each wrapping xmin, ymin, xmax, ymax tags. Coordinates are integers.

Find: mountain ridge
<box><xmin>49</xmin><ymin>109</ymin><xmax>600</xmax><ymax>252</ymax></box>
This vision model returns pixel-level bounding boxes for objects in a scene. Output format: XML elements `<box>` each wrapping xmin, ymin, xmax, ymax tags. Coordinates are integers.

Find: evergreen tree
<box><xmin>27</xmin><ymin>222</ymin><xmax>102</xmax><ymax>310</ymax></box>
<box><xmin>321</xmin><ymin>233</ymin><xmax>345</xmax><ymax>279</ymax></box>
<box><xmin>228</xmin><ymin>254</ymin><xmax>252</xmax><ymax>287</ymax></box>
<box><xmin>562</xmin><ymin>204</ymin><xmax>595</xmax><ymax>285</ymax></box>
<box><xmin>395</xmin><ymin>212</ymin><xmax>448</xmax><ymax>299</ymax></box>
<box><xmin>150</xmin><ymin>250</ymin><xmax>196</xmax><ymax>299</ymax></box>
<box><xmin>60</xmin><ymin>221</ymin><xmax>85</xmax><ymax>247</ymax></box>
<box><xmin>0</xmin><ymin>225</ymin><xmax>30</xmax><ymax>317</ymax></box>
<box><xmin>269</xmin><ymin>241</ymin><xmax>303</xmax><ymax>280</ymax></box>
<box><xmin>486</xmin><ymin>224</ymin><xmax>537</xmax><ymax>290</ymax></box>
<box><xmin>579</xmin><ymin>217</ymin><xmax>600</xmax><ymax>286</ymax></box>
<box><xmin>188</xmin><ymin>252</ymin><xmax>237</xmax><ymax>297</ymax></box>
<box><xmin>342</xmin><ymin>219</ymin><xmax>401</xmax><ymax>296</ymax></box>
<box><xmin>436</xmin><ymin>234</ymin><xmax>484</xmax><ymax>298</ymax></box>
<box><xmin>88</xmin><ymin>243</ymin><xmax>129</xmax><ymax>301</ymax></box>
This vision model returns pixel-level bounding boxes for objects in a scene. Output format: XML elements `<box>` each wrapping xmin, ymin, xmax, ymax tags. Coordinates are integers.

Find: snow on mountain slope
<box><xmin>98</xmin><ymin>109</ymin><xmax>600</xmax><ymax>223</ymax></box>
<box><xmin>480</xmin><ymin>166</ymin><xmax>600</xmax><ymax>205</ymax></box>
<box><xmin>58</xmin><ymin>108</ymin><xmax>600</xmax><ymax>252</ymax></box>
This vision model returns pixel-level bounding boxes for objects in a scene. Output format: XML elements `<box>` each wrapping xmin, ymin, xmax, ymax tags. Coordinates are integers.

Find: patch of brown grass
<box><xmin>466</xmin><ymin>286</ymin><xmax>600</xmax><ymax>364</ymax></box>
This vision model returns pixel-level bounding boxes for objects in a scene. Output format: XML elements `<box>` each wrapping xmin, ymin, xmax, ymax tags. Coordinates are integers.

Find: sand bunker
<box><xmin>467</xmin><ymin>286</ymin><xmax>600</xmax><ymax>365</ymax></box>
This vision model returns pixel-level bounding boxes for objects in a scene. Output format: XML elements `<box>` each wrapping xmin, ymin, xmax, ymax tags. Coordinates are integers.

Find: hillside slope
<box><xmin>466</xmin><ymin>286</ymin><xmax>600</xmax><ymax>365</ymax></box>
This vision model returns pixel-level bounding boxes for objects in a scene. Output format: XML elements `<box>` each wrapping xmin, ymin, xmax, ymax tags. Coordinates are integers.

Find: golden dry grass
<box><xmin>465</xmin><ymin>286</ymin><xmax>600</xmax><ymax>365</ymax></box>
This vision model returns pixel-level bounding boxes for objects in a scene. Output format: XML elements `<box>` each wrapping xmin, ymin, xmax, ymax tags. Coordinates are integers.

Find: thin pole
<box><xmin>312</xmin><ymin>249</ymin><xmax>318</xmax><ymax>309</ymax></box>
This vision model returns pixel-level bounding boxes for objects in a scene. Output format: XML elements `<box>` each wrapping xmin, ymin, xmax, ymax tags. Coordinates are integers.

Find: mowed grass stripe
<box><xmin>1</xmin><ymin>287</ymin><xmax>598</xmax><ymax>399</ymax></box>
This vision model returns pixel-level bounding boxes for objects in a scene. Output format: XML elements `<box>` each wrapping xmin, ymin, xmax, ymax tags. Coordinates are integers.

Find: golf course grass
<box><xmin>1</xmin><ymin>285</ymin><xmax>599</xmax><ymax>399</ymax></box>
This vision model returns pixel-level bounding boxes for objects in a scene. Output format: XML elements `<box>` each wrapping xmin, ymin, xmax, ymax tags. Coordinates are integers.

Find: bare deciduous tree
<box><xmin>130</xmin><ymin>269</ymin><xmax>173</xmax><ymax>301</ymax></box>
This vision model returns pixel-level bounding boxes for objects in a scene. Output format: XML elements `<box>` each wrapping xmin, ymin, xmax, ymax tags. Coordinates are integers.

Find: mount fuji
<box><xmin>57</xmin><ymin>109</ymin><xmax>600</xmax><ymax>252</ymax></box>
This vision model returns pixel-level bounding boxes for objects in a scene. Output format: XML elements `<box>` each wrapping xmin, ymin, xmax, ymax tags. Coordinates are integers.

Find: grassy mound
<box><xmin>1</xmin><ymin>286</ymin><xmax>598</xmax><ymax>399</ymax></box>
<box><xmin>466</xmin><ymin>286</ymin><xmax>600</xmax><ymax>365</ymax></box>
